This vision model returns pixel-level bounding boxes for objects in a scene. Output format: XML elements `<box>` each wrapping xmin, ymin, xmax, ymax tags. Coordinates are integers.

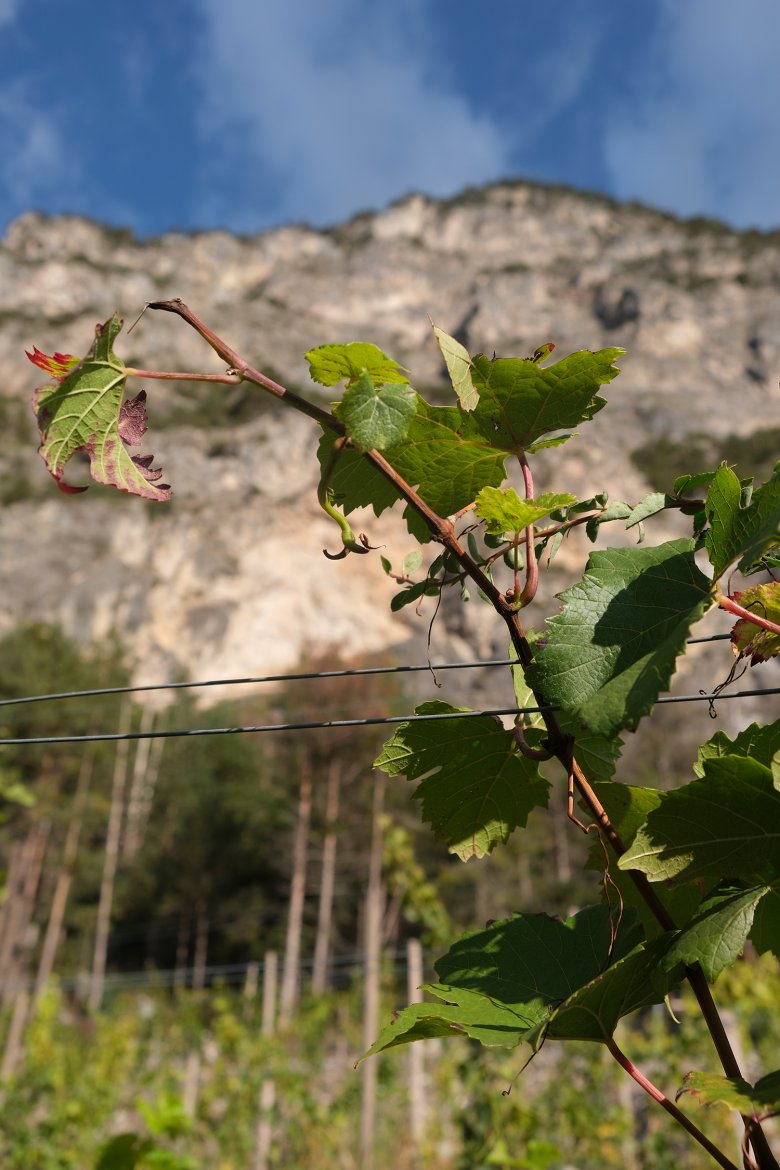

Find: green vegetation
<box><xmin>11</xmin><ymin>295</ymin><xmax>780</xmax><ymax>1170</ymax></box>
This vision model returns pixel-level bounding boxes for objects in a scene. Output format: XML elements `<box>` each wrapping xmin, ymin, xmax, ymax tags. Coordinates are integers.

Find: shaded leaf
<box><xmin>32</xmin><ymin>316</ymin><xmax>171</xmax><ymax>501</ymax></box>
<box><xmin>374</xmin><ymin>700</ymin><xmax>549</xmax><ymax>860</ymax></box>
<box><xmin>751</xmin><ymin>886</ymin><xmax>780</xmax><ymax>958</ymax></box>
<box><xmin>334</xmin><ymin>370</ymin><xmax>417</xmax><ymax>452</ymax></box>
<box><xmin>695</xmin><ymin>719</ymin><xmax>780</xmax><ymax>777</ymax></box>
<box><xmin>316</xmin><ymin>430</ymin><xmax>400</xmax><ymax>516</ymax></box>
<box><xmin>362</xmin><ymin>907</ymin><xmax>668</xmax><ymax>1059</ymax></box>
<box><xmin>619</xmin><ymin>755</ymin><xmax>780</xmax><ymax>884</ymax></box>
<box><xmin>526</xmin><ymin>540</ymin><xmax>712</xmax><ymax>737</ymax></box>
<box><xmin>661</xmin><ymin>884</ymin><xmax>769</xmax><ymax>982</ymax></box>
<box><xmin>588</xmin><ymin>782</ymin><xmax>703</xmax><ymax>935</ymax></box>
<box><xmin>705</xmin><ymin>464</ymin><xmax>780</xmax><ymax>577</ymax></box>
<box><xmin>626</xmin><ymin>492</ymin><xmax>671</xmax><ymax>528</ymax></box>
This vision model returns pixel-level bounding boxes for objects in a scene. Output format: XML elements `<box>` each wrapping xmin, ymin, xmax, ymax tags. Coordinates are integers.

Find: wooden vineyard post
<box><xmin>253</xmin><ymin>950</ymin><xmax>278</xmax><ymax>1170</ymax></box>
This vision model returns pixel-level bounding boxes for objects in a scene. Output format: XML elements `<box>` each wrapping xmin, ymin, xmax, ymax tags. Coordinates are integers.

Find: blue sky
<box><xmin>1</xmin><ymin>0</ymin><xmax>779</xmax><ymax>238</ymax></box>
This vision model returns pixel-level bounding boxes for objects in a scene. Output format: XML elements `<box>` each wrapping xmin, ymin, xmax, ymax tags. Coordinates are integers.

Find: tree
<box><xmin>24</xmin><ymin>304</ymin><xmax>780</xmax><ymax>1170</ymax></box>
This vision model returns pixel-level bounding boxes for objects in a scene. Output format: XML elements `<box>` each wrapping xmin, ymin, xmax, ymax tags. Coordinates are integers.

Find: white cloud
<box><xmin>193</xmin><ymin>0</ymin><xmax>511</xmax><ymax>229</ymax></box>
<box><xmin>0</xmin><ymin>0</ymin><xmax>18</xmax><ymax>27</ymax></box>
<box><xmin>0</xmin><ymin>82</ymin><xmax>74</xmax><ymax>207</ymax></box>
<box><xmin>603</xmin><ymin>0</ymin><xmax>780</xmax><ymax>228</ymax></box>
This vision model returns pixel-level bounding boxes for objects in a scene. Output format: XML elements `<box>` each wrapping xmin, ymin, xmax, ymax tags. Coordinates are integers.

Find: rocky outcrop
<box><xmin>1</xmin><ymin>180</ymin><xmax>778</xmax><ymax>696</ymax></box>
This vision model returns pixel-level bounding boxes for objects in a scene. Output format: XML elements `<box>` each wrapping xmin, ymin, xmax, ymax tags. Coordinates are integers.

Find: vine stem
<box><xmin>717</xmin><ymin>592</ymin><xmax>780</xmax><ymax>638</ymax></box>
<box><xmin>515</xmin><ymin>452</ymin><xmax>538</xmax><ymax>608</ymax></box>
<box><xmin>147</xmin><ymin>300</ymin><xmax>777</xmax><ymax>1170</ymax></box>
<box><xmin>125</xmin><ymin>368</ymin><xmax>242</xmax><ymax>384</ymax></box>
<box><xmin>604</xmin><ymin>1037</ymin><xmax>741</xmax><ymax>1170</ymax></box>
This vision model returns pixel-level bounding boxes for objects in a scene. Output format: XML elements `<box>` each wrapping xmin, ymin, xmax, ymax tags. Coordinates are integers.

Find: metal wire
<box><xmin>0</xmin><ymin>685</ymin><xmax>777</xmax><ymax>747</ymax></box>
<box><xmin>0</xmin><ymin>633</ymin><xmax>734</xmax><ymax>711</ymax></box>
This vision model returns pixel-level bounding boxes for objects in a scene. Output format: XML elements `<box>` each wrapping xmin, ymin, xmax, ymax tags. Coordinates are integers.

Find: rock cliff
<box><xmin>1</xmin><ymin>180</ymin><xmax>778</xmax><ymax>702</ymax></box>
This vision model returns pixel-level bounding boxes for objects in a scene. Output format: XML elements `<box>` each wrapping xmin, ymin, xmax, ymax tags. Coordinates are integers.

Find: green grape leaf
<box><xmin>333</xmin><ymin>371</ymin><xmax>417</xmax><ymax>452</ymax></box>
<box><xmin>384</xmin><ymin>397</ymin><xmax>508</xmax><ymax>517</ymax></box>
<box><xmin>305</xmin><ymin>341</ymin><xmax>409</xmax><ymax>387</ymax></box>
<box><xmin>588</xmin><ymin>782</ymin><xmax>703</xmax><ymax>934</ymax></box>
<box><xmin>317</xmin><ymin>430</ymin><xmax>400</xmax><ymax>516</ymax></box>
<box><xmin>432</xmin><ymin>324</ymin><xmax>479</xmax><ymax>411</ymax></box>
<box><xmin>525</xmin><ymin>434</ymin><xmax>574</xmax><ymax>454</ymax></box>
<box><xmin>619</xmin><ymin>755</ymin><xmax>780</xmax><ymax>884</ymax></box>
<box><xmin>729</xmin><ymin>582</ymin><xmax>780</xmax><ymax>664</ymax></box>
<box><xmin>511</xmin><ymin>656</ymin><xmax>622</xmax><ymax>778</ymax></box>
<box><xmin>475</xmin><ymin>487</ymin><xmax>577</xmax><ymax>536</ymax></box>
<box><xmin>673</xmin><ymin>471</ymin><xmax>717</xmax><ymax>498</ymax></box>
<box><xmin>31</xmin><ymin>316</ymin><xmax>171</xmax><ymax>501</ymax></box>
<box><xmin>544</xmin><ymin>933</ymin><xmax>683</xmax><ymax>1042</ymax></box>
<box><xmin>469</xmin><ymin>347</ymin><xmax>623</xmax><ymax>452</ymax></box>
<box><xmin>661</xmin><ymin>884</ymin><xmax>770</xmax><ymax>982</ymax></box>
<box><xmin>625</xmin><ymin>493</ymin><xmax>671</xmax><ymax>528</ymax></box>
<box><xmin>361</xmin><ymin>907</ymin><xmax>669</xmax><ymax>1059</ymax></box>
<box><xmin>751</xmin><ymin>886</ymin><xmax>780</xmax><ymax>957</ymax></box>
<box><xmin>695</xmin><ymin>719</ymin><xmax>780</xmax><ymax>777</ymax></box>
<box><xmin>95</xmin><ymin>1133</ymin><xmax>154</xmax><ymax>1170</ymax></box>
<box><xmin>374</xmin><ymin>700</ymin><xmax>549</xmax><ymax>860</ymax></box>
<box><xmin>526</xmin><ymin>539</ymin><xmax>712</xmax><ymax>738</ymax></box>
<box><xmin>679</xmin><ymin>1070</ymin><xmax>780</xmax><ymax>1116</ymax></box>
<box><xmin>705</xmin><ymin>464</ymin><xmax>780</xmax><ymax>577</ymax></box>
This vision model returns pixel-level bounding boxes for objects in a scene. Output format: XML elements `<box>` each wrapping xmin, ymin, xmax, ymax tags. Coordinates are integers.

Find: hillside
<box><xmin>1</xmin><ymin>180</ymin><xmax>778</xmax><ymax>692</ymax></box>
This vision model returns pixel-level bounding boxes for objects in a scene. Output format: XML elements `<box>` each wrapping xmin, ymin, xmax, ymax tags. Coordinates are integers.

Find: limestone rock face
<box><xmin>1</xmin><ymin>181</ymin><xmax>778</xmax><ymax>694</ymax></box>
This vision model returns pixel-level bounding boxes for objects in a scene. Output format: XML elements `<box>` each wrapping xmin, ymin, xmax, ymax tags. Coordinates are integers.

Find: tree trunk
<box><xmin>34</xmin><ymin>751</ymin><xmax>93</xmax><ymax>999</ymax></box>
<box><xmin>191</xmin><ymin>902</ymin><xmax>209</xmax><ymax>992</ymax></box>
<box><xmin>279</xmin><ymin>771</ymin><xmax>312</xmax><ymax>1026</ymax></box>
<box><xmin>311</xmin><ymin>759</ymin><xmax>341</xmax><ymax>995</ymax></box>
<box><xmin>360</xmin><ymin>775</ymin><xmax>385</xmax><ymax>1170</ymax></box>
<box><xmin>253</xmin><ymin>950</ymin><xmax>278</xmax><ymax>1170</ymax></box>
<box><xmin>0</xmin><ymin>824</ymin><xmax>48</xmax><ymax>1006</ymax></box>
<box><xmin>88</xmin><ymin>699</ymin><xmax>132</xmax><ymax>1012</ymax></box>
<box><xmin>122</xmin><ymin>705</ymin><xmax>156</xmax><ymax>860</ymax></box>
<box><xmin>407</xmin><ymin>937</ymin><xmax>427</xmax><ymax>1157</ymax></box>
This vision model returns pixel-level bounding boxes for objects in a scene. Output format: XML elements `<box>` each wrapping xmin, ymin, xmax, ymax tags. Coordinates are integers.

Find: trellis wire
<box><xmin>0</xmin><ymin>686</ymin><xmax>777</xmax><ymax>747</ymax></box>
<box><xmin>0</xmin><ymin>633</ymin><xmax>734</xmax><ymax>711</ymax></box>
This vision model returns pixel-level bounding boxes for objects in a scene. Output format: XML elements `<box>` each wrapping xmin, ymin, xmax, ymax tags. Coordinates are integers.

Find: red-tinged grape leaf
<box><xmin>431</xmin><ymin>324</ymin><xmax>479</xmax><ymax>411</ymax></box>
<box><xmin>679</xmin><ymin>1070</ymin><xmax>780</xmax><ymax>1116</ymax></box>
<box><xmin>619</xmin><ymin>755</ymin><xmax>780</xmax><ymax>885</ymax></box>
<box><xmin>305</xmin><ymin>341</ymin><xmax>409</xmax><ymax>387</ymax></box>
<box><xmin>384</xmin><ymin>397</ymin><xmax>509</xmax><ymax>517</ymax></box>
<box><xmin>26</xmin><ymin>346</ymin><xmax>80</xmax><ymax>380</ymax></box>
<box><xmin>373</xmin><ymin>700</ymin><xmax>549</xmax><ymax>860</ymax></box>
<box><xmin>475</xmin><ymin>487</ymin><xmax>577</xmax><ymax>536</ymax></box>
<box><xmin>32</xmin><ymin>315</ymin><xmax>171</xmax><ymax>501</ymax></box>
<box><xmin>526</xmin><ymin>539</ymin><xmax>713</xmax><ymax>738</ymax></box>
<box><xmin>705</xmin><ymin>464</ymin><xmax>780</xmax><ymax>577</ymax></box>
<box><xmin>333</xmin><ymin>370</ymin><xmax>417</xmax><ymax>452</ymax></box>
<box><xmin>661</xmin><ymin>884</ymin><xmax>770</xmax><ymax>982</ymax></box>
<box><xmin>695</xmin><ymin>719</ymin><xmax>780</xmax><ymax>777</ymax></box>
<box><xmin>588</xmin><ymin>782</ymin><xmax>702</xmax><ymax>936</ymax></box>
<box><xmin>469</xmin><ymin>347</ymin><xmax>623</xmax><ymax>453</ymax></box>
<box><xmin>360</xmin><ymin>907</ymin><xmax>671</xmax><ymax>1060</ymax></box>
<box><xmin>729</xmin><ymin>582</ymin><xmax>780</xmax><ymax>664</ymax></box>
